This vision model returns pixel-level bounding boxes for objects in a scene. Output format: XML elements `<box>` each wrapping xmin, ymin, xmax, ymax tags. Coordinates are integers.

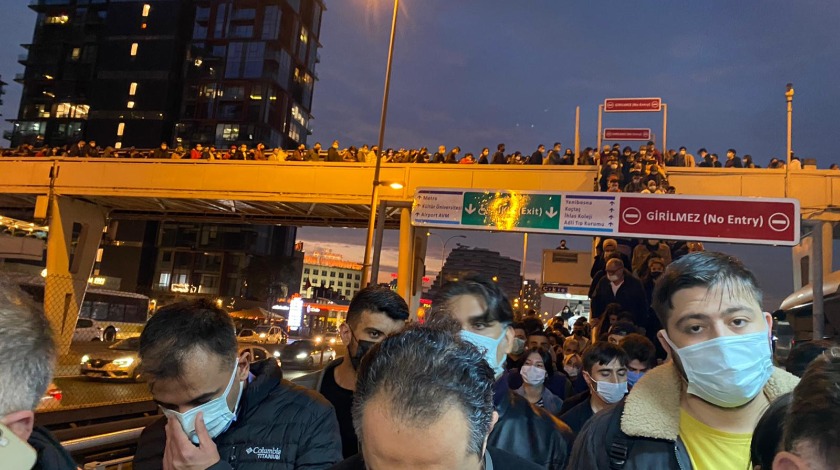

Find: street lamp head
<box><xmin>786</xmin><ymin>83</ymin><xmax>795</xmax><ymax>99</ymax></box>
<box><xmin>388</xmin><ymin>182</ymin><xmax>404</xmax><ymax>190</ymax></box>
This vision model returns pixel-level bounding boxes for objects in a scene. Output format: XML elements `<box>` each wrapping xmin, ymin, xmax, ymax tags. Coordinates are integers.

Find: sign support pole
<box><xmin>596</xmin><ymin>105</ymin><xmax>603</xmax><ymax>156</ymax></box>
<box><xmin>574</xmin><ymin>106</ymin><xmax>580</xmax><ymax>166</ymax></box>
<box><xmin>662</xmin><ymin>103</ymin><xmax>668</xmax><ymax>152</ymax></box>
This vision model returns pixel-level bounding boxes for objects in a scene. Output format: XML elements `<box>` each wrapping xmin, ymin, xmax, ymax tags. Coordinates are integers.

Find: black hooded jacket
<box><xmin>133</xmin><ymin>359</ymin><xmax>342</xmax><ymax>470</ymax></box>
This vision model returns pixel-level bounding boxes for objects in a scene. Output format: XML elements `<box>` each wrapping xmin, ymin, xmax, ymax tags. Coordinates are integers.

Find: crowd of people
<box><xmin>6</xmin><ymin>139</ymin><xmax>837</xmax><ymax>175</ymax></box>
<box><xmin>2</xmin><ymin>249</ymin><xmax>839</xmax><ymax>469</ymax></box>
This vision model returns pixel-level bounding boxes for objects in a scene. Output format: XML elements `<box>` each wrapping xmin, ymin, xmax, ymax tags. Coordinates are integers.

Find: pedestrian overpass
<box><xmin>2</xmin><ymin>157</ymin><xmax>839</xmax><ymax>350</ymax></box>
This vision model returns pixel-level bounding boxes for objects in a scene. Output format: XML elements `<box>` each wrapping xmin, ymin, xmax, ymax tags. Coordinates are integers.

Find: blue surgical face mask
<box><xmin>663</xmin><ymin>330</ymin><xmax>774</xmax><ymax>408</ymax></box>
<box><xmin>587</xmin><ymin>374</ymin><xmax>628</xmax><ymax>404</ymax></box>
<box><xmin>626</xmin><ymin>370</ymin><xmax>645</xmax><ymax>387</ymax></box>
<box><xmin>461</xmin><ymin>328</ymin><xmax>507</xmax><ymax>377</ymax></box>
<box><xmin>161</xmin><ymin>361</ymin><xmax>244</xmax><ymax>444</ymax></box>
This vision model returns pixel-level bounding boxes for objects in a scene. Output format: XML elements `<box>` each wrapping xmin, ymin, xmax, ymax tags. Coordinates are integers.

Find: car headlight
<box><xmin>295</xmin><ymin>352</ymin><xmax>307</xmax><ymax>359</ymax></box>
<box><xmin>314</xmin><ymin>336</ymin><xmax>322</xmax><ymax>344</ymax></box>
<box><xmin>273</xmin><ymin>351</ymin><xmax>281</xmax><ymax>358</ymax></box>
<box><xmin>259</xmin><ymin>333</ymin><xmax>267</xmax><ymax>338</ymax></box>
<box><xmin>113</xmin><ymin>357</ymin><xmax>135</xmax><ymax>367</ymax></box>
<box><xmin>80</xmin><ymin>355</ymin><xmax>90</xmax><ymax>364</ymax></box>
<box><xmin>329</xmin><ymin>338</ymin><xmax>336</xmax><ymax>345</ymax></box>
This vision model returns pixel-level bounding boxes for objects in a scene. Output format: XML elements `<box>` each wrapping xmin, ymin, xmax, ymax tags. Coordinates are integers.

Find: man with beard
<box><xmin>295</xmin><ymin>287</ymin><xmax>408</xmax><ymax>458</ymax></box>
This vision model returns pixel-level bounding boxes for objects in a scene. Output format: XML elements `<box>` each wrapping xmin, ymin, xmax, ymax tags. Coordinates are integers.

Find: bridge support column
<box><xmin>45</xmin><ymin>196</ymin><xmax>107</xmax><ymax>354</ymax></box>
<box><xmin>396</xmin><ymin>208</ymin><xmax>427</xmax><ymax>320</ymax></box>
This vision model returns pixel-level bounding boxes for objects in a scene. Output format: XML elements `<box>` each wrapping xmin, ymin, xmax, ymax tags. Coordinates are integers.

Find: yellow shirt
<box><xmin>679</xmin><ymin>409</ymin><xmax>752</xmax><ymax>470</ymax></box>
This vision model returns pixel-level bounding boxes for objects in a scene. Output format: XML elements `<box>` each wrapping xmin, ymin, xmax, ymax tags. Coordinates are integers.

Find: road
<box><xmin>42</xmin><ymin>341</ymin><xmax>347</xmax><ymax>412</ymax></box>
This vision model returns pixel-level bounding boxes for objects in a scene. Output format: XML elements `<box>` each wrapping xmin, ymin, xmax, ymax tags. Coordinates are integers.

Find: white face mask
<box><xmin>520</xmin><ymin>365</ymin><xmax>547</xmax><ymax>385</ymax></box>
<box><xmin>663</xmin><ymin>330</ymin><xmax>774</xmax><ymax>408</ymax></box>
<box><xmin>564</xmin><ymin>365</ymin><xmax>580</xmax><ymax>378</ymax></box>
<box><xmin>607</xmin><ymin>274</ymin><xmax>620</xmax><ymax>282</ymax></box>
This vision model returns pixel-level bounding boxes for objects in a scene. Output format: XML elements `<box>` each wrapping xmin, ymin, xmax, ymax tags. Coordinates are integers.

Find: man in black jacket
<box><xmin>427</xmin><ymin>275</ymin><xmax>574</xmax><ymax>469</ymax></box>
<box><xmin>491</xmin><ymin>143</ymin><xmax>507</xmax><ymax>164</ymax></box>
<box><xmin>590</xmin><ymin>258</ymin><xmax>648</xmax><ymax>323</ymax></box>
<box><xmin>331</xmin><ymin>322</ymin><xmax>542</xmax><ymax>470</ymax></box>
<box><xmin>133</xmin><ymin>300</ymin><xmax>342</xmax><ymax>470</ymax></box>
<box><xmin>528</xmin><ymin>144</ymin><xmax>545</xmax><ymax>165</ymax></box>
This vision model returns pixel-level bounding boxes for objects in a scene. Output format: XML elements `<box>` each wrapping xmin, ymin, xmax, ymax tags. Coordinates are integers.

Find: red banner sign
<box><xmin>618</xmin><ymin>194</ymin><xmax>798</xmax><ymax>244</ymax></box>
<box><xmin>603</xmin><ymin>128</ymin><xmax>651</xmax><ymax>141</ymax></box>
<box><xmin>604</xmin><ymin>98</ymin><xmax>662</xmax><ymax>113</ymax></box>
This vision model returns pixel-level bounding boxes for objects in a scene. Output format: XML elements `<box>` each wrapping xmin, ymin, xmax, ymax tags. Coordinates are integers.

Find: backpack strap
<box><xmin>605</xmin><ymin>402</ymin><xmax>635</xmax><ymax>470</ymax></box>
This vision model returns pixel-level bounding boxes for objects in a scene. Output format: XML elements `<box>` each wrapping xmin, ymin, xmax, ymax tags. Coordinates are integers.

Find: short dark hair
<box><xmin>521</xmin><ymin>317</ymin><xmax>544</xmax><ymax>335</ymax></box>
<box><xmin>347</xmin><ymin>286</ymin><xmax>409</xmax><ymax>328</ymax></box>
<box><xmin>651</xmin><ymin>252</ymin><xmax>762</xmax><ymax>327</ymax></box>
<box><xmin>527</xmin><ymin>329</ymin><xmax>549</xmax><ymax>341</ymax></box>
<box><xmin>554</xmin><ymin>142</ymin><xmax>562</xmax><ymax>147</ymax></box>
<box><xmin>429</xmin><ymin>274</ymin><xmax>514</xmax><ymax>324</ymax></box>
<box><xmin>582</xmin><ymin>342</ymin><xmax>629</xmax><ymax>375</ymax></box>
<box><xmin>497</xmin><ymin>143</ymin><xmax>505</xmax><ymax>150</ymax></box>
<box><xmin>139</xmin><ymin>299</ymin><xmax>237</xmax><ymax>379</ymax></box>
<box><xmin>782</xmin><ymin>349</ymin><xmax>840</xmax><ymax>465</ymax></box>
<box><xmin>608</xmin><ymin>321</ymin><xmax>637</xmax><ymax>338</ymax></box>
<box><xmin>510</xmin><ymin>322</ymin><xmax>525</xmax><ymax>333</ymax></box>
<box><xmin>619</xmin><ymin>333</ymin><xmax>656</xmax><ymax>368</ymax></box>
<box><xmin>352</xmin><ymin>322</ymin><xmax>495</xmax><ymax>457</ymax></box>
<box><xmin>751</xmin><ymin>393</ymin><xmax>791</xmax><ymax>470</ymax></box>
<box><xmin>784</xmin><ymin>340</ymin><xmax>835</xmax><ymax>378</ymax></box>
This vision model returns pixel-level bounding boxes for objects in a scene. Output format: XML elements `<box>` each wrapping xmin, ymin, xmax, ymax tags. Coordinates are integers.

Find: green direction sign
<box><xmin>461</xmin><ymin>192</ymin><xmax>561</xmax><ymax>230</ymax></box>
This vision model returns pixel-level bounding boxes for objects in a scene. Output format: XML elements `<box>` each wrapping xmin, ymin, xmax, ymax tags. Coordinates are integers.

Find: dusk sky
<box><xmin>2</xmin><ymin>1</ymin><xmax>839</xmax><ymax>309</ymax></box>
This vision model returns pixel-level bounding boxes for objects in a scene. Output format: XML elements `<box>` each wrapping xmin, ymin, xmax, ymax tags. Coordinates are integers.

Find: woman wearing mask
<box><xmin>514</xmin><ymin>349</ymin><xmax>564</xmax><ymax>415</ymax></box>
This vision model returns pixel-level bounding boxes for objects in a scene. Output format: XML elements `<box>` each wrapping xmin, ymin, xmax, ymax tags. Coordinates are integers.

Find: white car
<box><xmin>253</xmin><ymin>325</ymin><xmax>287</xmax><ymax>345</ymax></box>
<box><xmin>73</xmin><ymin>318</ymin><xmax>102</xmax><ymax>342</ymax></box>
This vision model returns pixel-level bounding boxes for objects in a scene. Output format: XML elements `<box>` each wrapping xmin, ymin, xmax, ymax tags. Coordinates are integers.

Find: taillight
<box><xmin>49</xmin><ymin>389</ymin><xmax>63</xmax><ymax>401</ymax></box>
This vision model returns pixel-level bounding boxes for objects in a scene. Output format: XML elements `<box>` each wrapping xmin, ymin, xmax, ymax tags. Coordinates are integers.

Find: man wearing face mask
<box><xmin>619</xmin><ymin>333</ymin><xmax>657</xmax><ymax>388</ymax></box>
<box><xmin>590</xmin><ymin>238</ymin><xmax>632</xmax><ymax>279</ymax></box>
<box><xmin>503</xmin><ymin>323</ymin><xmax>528</xmax><ymax>370</ymax></box>
<box><xmin>567</xmin><ymin>252</ymin><xmax>799</xmax><ymax>470</ymax></box>
<box><xmin>591</xmin><ymin>258</ymin><xmax>648</xmax><ymax>325</ymax></box>
<box><xmin>632</xmin><ymin>239</ymin><xmax>671</xmax><ymax>278</ymax></box>
<box><xmin>295</xmin><ymin>287</ymin><xmax>408</xmax><ymax>459</ymax></box>
<box><xmin>134</xmin><ymin>300</ymin><xmax>342</xmax><ymax>470</ymax></box>
<box><xmin>560</xmin><ymin>342</ymin><xmax>629</xmax><ymax>436</ymax></box>
<box><xmin>429</xmin><ymin>275</ymin><xmax>574</xmax><ymax>469</ymax></box>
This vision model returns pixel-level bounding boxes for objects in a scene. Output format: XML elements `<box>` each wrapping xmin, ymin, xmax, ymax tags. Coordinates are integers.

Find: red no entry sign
<box><xmin>618</xmin><ymin>194</ymin><xmax>798</xmax><ymax>244</ymax></box>
<box><xmin>604</xmin><ymin>98</ymin><xmax>662</xmax><ymax>113</ymax></box>
<box><xmin>603</xmin><ymin>128</ymin><xmax>651</xmax><ymax>140</ymax></box>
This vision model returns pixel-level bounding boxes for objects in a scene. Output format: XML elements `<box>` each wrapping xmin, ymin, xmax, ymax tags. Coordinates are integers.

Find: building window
<box><xmin>142</xmin><ymin>4</ymin><xmax>151</xmax><ymax>17</ymax></box>
<box><xmin>262</xmin><ymin>5</ymin><xmax>281</xmax><ymax>40</ymax></box>
<box><xmin>230</xmin><ymin>24</ymin><xmax>253</xmax><ymax>38</ymax></box>
<box><xmin>115</xmin><ymin>142</ymin><xmax>122</xmax><ymax>149</ymax></box>
<box><xmin>338</xmin><ymin>281</ymin><xmax>343</xmax><ymax>287</ymax></box>
<box><xmin>129</xmin><ymin>82</ymin><xmax>137</xmax><ymax>95</ymax></box>
<box><xmin>71</xmin><ymin>48</ymin><xmax>81</xmax><ymax>60</ymax></box>
<box><xmin>215</xmin><ymin>123</ymin><xmax>240</xmax><ymax>141</ymax></box>
<box><xmin>45</xmin><ymin>14</ymin><xmax>70</xmax><ymax>25</ymax></box>
<box><xmin>355</xmin><ymin>274</ymin><xmax>361</xmax><ymax>280</ymax></box>
<box><xmin>321</xmin><ymin>270</ymin><xmax>327</xmax><ymax>276</ymax></box>
<box><xmin>330</xmin><ymin>272</ymin><xmax>335</xmax><ymax>277</ymax></box>
<box><xmin>130</xmin><ymin>43</ymin><xmax>138</xmax><ymax>56</ymax></box>
<box><xmin>158</xmin><ymin>272</ymin><xmax>171</xmax><ymax>288</ymax></box>
<box><xmin>304</xmin><ymin>268</ymin><xmax>309</xmax><ymax>274</ymax></box>
<box><xmin>221</xmin><ymin>85</ymin><xmax>244</xmax><ymax>100</ymax></box>
<box><xmin>339</xmin><ymin>272</ymin><xmax>344</xmax><ymax>279</ymax></box>
<box><xmin>116</xmin><ymin>122</ymin><xmax>125</xmax><ymax>136</ymax></box>
<box><xmin>355</xmin><ymin>283</ymin><xmax>360</xmax><ymax>289</ymax></box>
<box><xmin>126</xmin><ymin>101</ymin><xmax>135</xmax><ymax>109</ymax></box>
<box><xmin>345</xmin><ymin>290</ymin><xmax>350</xmax><ymax>296</ymax></box>
<box><xmin>54</xmin><ymin>103</ymin><xmax>90</xmax><ymax>119</ymax></box>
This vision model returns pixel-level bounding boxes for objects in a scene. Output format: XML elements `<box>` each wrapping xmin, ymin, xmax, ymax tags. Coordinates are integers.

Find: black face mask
<box><xmin>573</xmin><ymin>330</ymin><xmax>584</xmax><ymax>337</ymax></box>
<box><xmin>650</xmin><ymin>271</ymin><xmax>663</xmax><ymax>279</ymax></box>
<box><xmin>349</xmin><ymin>335</ymin><xmax>377</xmax><ymax>370</ymax></box>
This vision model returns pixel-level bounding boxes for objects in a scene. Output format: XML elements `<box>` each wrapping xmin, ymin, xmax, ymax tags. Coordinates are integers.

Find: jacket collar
<box><xmin>621</xmin><ymin>362</ymin><xmax>799</xmax><ymax>440</ymax></box>
<box><xmin>239</xmin><ymin>359</ymin><xmax>283</xmax><ymax>416</ymax></box>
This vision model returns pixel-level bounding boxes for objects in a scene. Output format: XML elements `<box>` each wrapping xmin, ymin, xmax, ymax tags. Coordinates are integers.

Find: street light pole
<box><xmin>361</xmin><ymin>0</ymin><xmax>400</xmax><ymax>287</ymax></box>
<box><xmin>427</xmin><ymin>232</ymin><xmax>465</xmax><ymax>287</ymax></box>
<box><xmin>786</xmin><ymin>83</ymin><xmax>794</xmax><ymax>167</ymax></box>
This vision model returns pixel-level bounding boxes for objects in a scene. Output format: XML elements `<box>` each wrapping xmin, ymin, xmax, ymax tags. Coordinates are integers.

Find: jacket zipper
<box><xmin>229</xmin><ymin>445</ymin><xmax>237</xmax><ymax>468</ymax></box>
<box><xmin>674</xmin><ymin>442</ymin><xmax>686</xmax><ymax>470</ymax></box>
